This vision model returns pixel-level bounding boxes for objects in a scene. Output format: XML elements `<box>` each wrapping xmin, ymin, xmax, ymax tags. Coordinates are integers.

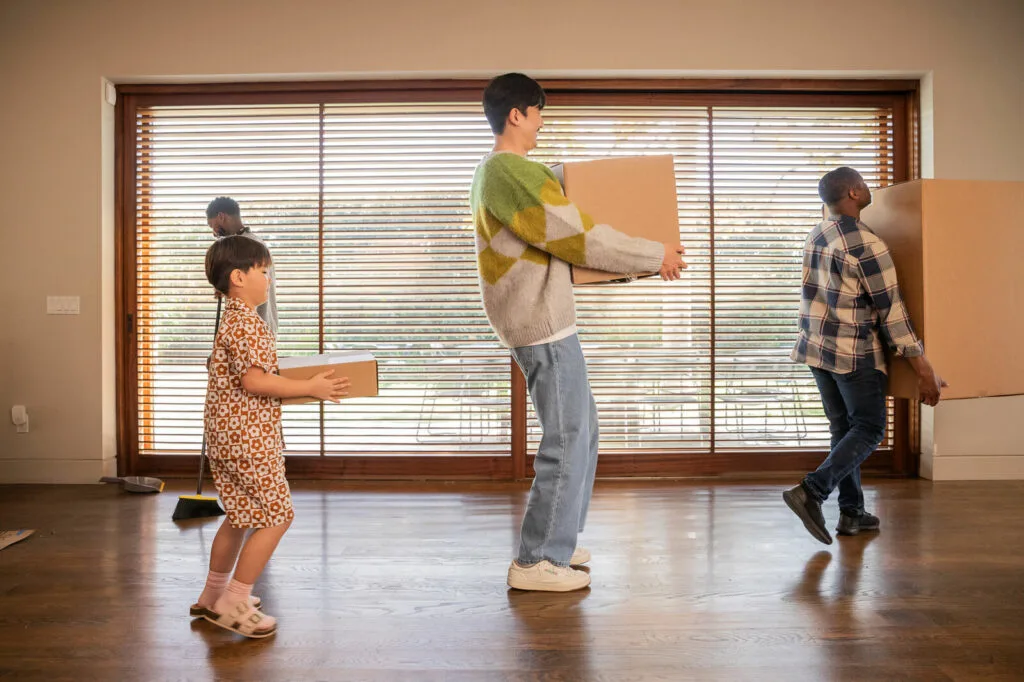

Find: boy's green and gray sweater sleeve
<box><xmin>475</xmin><ymin>152</ymin><xmax>664</xmax><ymax>275</ymax></box>
<box><xmin>469</xmin><ymin>152</ymin><xmax>665</xmax><ymax>348</ymax></box>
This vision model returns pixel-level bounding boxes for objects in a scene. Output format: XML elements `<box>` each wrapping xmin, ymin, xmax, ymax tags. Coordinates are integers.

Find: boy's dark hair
<box><xmin>206</xmin><ymin>196</ymin><xmax>240</xmax><ymax>220</ymax></box>
<box><xmin>818</xmin><ymin>167</ymin><xmax>863</xmax><ymax>205</ymax></box>
<box><xmin>205</xmin><ymin>235</ymin><xmax>271</xmax><ymax>296</ymax></box>
<box><xmin>482</xmin><ymin>73</ymin><xmax>546</xmax><ymax>135</ymax></box>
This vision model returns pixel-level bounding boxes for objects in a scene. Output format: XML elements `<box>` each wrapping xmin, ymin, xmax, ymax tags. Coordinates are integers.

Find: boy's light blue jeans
<box><xmin>510</xmin><ymin>334</ymin><xmax>598</xmax><ymax>567</ymax></box>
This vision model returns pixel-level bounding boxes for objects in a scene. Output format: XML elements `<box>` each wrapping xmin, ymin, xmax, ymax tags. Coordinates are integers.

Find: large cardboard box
<box><xmin>278</xmin><ymin>351</ymin><xmax>378</xmax><ymax>405</ymax></box>
<box><xmin>550</xmin><ymin>155</ymin><xmax>680</xmax><ymax>285</ymax></box>
<box><xmin>861</xmin><ymin>179</ymin><xmax>1024</xmax><ymax>400</ymax></box>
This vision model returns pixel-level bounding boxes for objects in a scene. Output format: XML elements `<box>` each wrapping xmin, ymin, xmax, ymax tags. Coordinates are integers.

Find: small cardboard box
<box><xmin>861</xmin><ymin>179</ymin><xmax>1024</xmax><ymax>400</ymax></box>
<box><xmin>277</xmin><ymin>351</ymin><xmax>378</xmax><ymax>405</ymax></box>
<box><xmin>550</xmin><ymin>155</ymin><xmax>680</xmax><ymax>285</ymax></box>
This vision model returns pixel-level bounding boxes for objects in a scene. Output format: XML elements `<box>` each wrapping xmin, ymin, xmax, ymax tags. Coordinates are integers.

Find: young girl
<box><xmin>190</xmin><ymin>235</ymin><xmax>348</xmax><ymax>638</ymax></box>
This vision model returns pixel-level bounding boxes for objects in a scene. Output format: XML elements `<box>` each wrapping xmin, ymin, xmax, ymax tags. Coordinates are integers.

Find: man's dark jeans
<box><xmin>804</xmin><ymin>367</ymin><xmax>888</xmax><ymax>516</ymax></box>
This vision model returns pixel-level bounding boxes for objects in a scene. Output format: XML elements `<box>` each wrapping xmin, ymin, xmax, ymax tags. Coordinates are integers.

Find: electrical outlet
<box><xmin>46</xmin><ymin>296</ymin><xmax>80</xmax><ymax>315</ymax></box>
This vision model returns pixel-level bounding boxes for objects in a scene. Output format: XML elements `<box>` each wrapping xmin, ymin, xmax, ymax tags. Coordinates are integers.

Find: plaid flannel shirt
<box><xmin>791</xmin><ymin>214</ymin><xmax>923</xmax><ymax>374</ymax></box>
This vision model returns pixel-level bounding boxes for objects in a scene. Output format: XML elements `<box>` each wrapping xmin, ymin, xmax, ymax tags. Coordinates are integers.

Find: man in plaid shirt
<box><xmin>784</xmin><ymin>167</ymin><xmax>945</xmax><ymax>545</ymax></box>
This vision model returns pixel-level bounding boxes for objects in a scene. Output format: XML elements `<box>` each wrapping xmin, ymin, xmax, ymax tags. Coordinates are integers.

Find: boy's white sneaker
<box><xmin>507</xmin><ymin>560</ymin><xmax>591</xmax><ymax>592</ymax></box>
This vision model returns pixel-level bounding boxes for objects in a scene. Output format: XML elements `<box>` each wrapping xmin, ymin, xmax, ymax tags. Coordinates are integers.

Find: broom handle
<box><xmin>197</xmin><ymin>296</ymin><xmax>224</xmax><ymax>496</ymax></box>
<box><xmin>195</xmin><ymin>434</ymin><xmax>208</xmax><ymax>495</ymax></box>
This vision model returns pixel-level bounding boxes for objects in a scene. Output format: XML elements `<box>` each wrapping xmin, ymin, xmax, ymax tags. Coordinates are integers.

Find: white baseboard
<box><xmin>0</xmin><ymin>459</ymin><xmax>117</xmax><ymax>484</ymax></box>
<box><xmin>921</xmin><ymin>455</ymin><xmax>1024</xmax><ymax>481</ymax></box>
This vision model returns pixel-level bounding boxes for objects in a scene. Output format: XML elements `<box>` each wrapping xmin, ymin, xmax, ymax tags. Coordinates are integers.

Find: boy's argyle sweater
<box><xmin>469</xmin><ymin>152</ymin><xmax>664</xmax><ymax>348</ymax></box>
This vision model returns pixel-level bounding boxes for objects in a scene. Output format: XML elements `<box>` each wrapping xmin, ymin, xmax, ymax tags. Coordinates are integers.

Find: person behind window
<box><xmin>207</xmin><ymin>196</ymin><xmax>278</xmax><ymax>335</ymax></box>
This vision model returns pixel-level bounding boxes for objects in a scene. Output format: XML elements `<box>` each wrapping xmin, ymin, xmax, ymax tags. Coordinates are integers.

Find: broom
<box><xmin>172</xmin><ymin>296</ymin><xmax>226</xmax><ymax>521</ymax></box>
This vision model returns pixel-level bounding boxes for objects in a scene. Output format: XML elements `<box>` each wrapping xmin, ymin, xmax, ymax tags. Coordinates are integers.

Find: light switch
<box><xmin>47</xmin><ymin>296</ymin><xmax>80</xmax><ymax>315</ymax></box>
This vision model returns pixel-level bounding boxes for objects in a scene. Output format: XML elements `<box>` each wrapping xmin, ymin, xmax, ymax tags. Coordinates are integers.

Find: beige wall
<box><xmin>1</xmin><ymin>0</ymin><xmax>1022</xmax><ymax>482</ymax></box>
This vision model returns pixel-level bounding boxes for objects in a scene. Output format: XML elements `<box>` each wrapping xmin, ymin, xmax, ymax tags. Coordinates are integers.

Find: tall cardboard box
<box><xmin>861</xmin><ymin>179</ymin><xmax>1024</xmax><ymax>400</ymax></box>
<box><xmin>278</xmin><ymin>351</ymin><xmax>378</xmax><ymax>405</ymax></box>
<box><xmin>550</xmin><ymin>156</ymin><xmax>680</xmax><ymax>285</ymax></box>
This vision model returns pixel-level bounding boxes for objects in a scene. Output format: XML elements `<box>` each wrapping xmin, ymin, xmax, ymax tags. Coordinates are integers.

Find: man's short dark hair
<box><xmin>818</xmin><ymin>167</ymin><xmax>863</xmax><ymax>205</ymax></box>
<box><xmin>482</xmin><ymin>73</ymin><xmax>546</xmax><ymax>135</ymax></box>
<box><xmin>206</xmin><ymin>196</ymin><xmax>240</xmax><ymax>220</ymax></box>
<box><xmin>205</xmin><ymin>234</ymin><xmax>271</xmax><ymax>296</ymax></box>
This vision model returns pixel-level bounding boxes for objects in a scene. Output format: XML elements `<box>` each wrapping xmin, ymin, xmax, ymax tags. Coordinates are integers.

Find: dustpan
<box><xmin>99</xmin><ymin>475</ymin><xmax>165</xmax><ymax>494</ymax></box>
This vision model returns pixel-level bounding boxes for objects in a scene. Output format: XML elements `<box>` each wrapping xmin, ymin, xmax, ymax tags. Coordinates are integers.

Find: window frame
<box><xmin>115</xmin><ymin>78</ymin><xmax>920</xmax><ymax>480</ymax></box>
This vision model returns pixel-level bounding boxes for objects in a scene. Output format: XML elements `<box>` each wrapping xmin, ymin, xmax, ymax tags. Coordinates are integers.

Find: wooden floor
<box><xmin>1</xmin><ymin>478</ymin><xmax>1023</xmax><ymax>681</ymax></box>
